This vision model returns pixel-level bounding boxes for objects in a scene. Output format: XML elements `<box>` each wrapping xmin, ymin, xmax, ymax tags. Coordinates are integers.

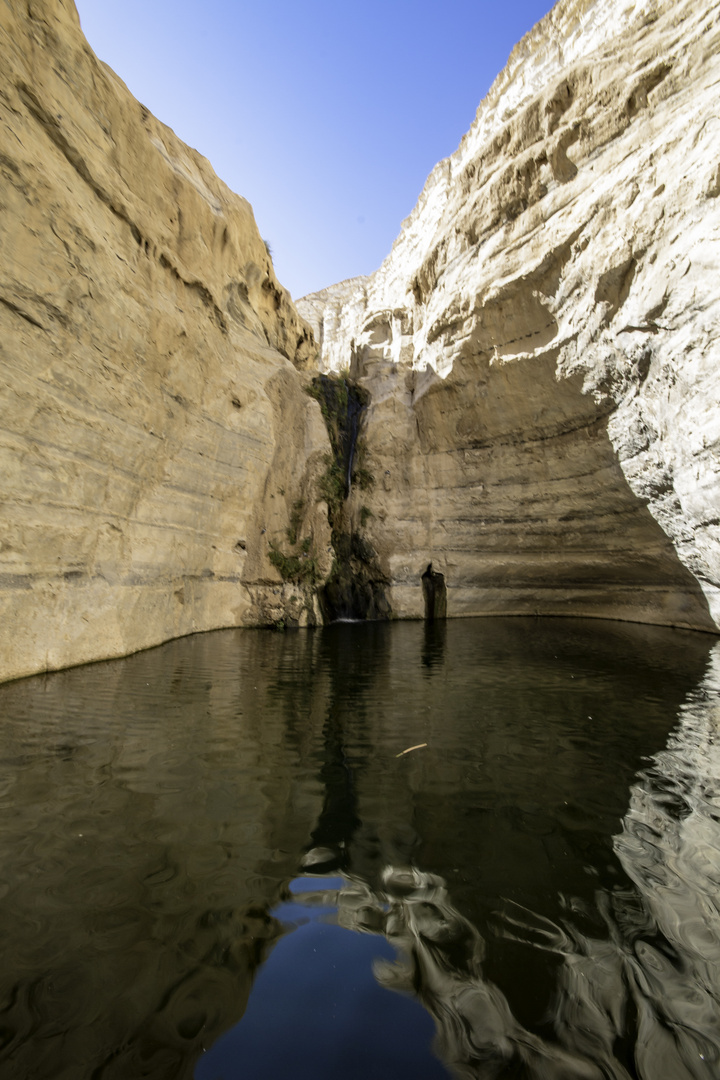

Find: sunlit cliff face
<box><xmin>346</xmin><ymin>348</ymin><xmax>715</xmax><ymax>629</ymax></box>
<box><xmin>0</xmin><ymin>0</ymin><xmax>329</xmax><ymax>683</ymax></box>
<box><xmin>2</xmin><ymin>0</ymin><xmax>718</xmax><ymax>684</ymax></box>
<box><xmin>299</xmin><ymin>0</ymin><xmax>720</xmax><ymax>633</ymax></box>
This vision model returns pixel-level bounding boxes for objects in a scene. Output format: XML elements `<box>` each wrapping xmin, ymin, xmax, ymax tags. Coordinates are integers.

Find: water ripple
<box><xmin>0</xmin><ymin>618</ymin><xmax>716</xmax><ymax>1078</ymax></box>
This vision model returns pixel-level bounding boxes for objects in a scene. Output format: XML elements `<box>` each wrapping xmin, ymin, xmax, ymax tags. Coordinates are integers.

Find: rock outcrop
<box><xmin>299</xmin><ymin>0</ymin><xmax>720</xmax><ymax>632</ymax></box>
<box><xmin>0</xmin><ymin>0</ymin><xmax>333</xmax><ymax>683</ymax></box>
<box><xmin>2</xmin><ymin>0</ymin><xmax>719</xmax><ymax>685</ymax></box>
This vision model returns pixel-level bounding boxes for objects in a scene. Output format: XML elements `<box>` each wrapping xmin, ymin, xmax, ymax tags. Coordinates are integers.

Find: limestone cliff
<box><xmin>3</xmin><ymin>0</ymin><xmax>719</xmax><ymax>686</ymax></box>
<box><xmin>298</xmin><ymin>0</ymin><xmax>720</xmax><ymax>632</ymax></box>
<box><xmin>0</xmin><ymin>0</ymin><xmax>333</xmax><ymax>683</ymax></box>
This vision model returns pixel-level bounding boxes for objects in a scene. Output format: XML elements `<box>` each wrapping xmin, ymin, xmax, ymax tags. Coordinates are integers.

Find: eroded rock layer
<box><xmin>2</xmin><ymin>0</ymin><xmax>718</xmax><ymax>683</ymax></box>
<box><xmin>0</xmin><ymin>0</ymin><xmax>332</xmax><ymax>683</ymax></box>
<box><xmin>299</xmin><ymin>0</ymin><xmax>720</xmax><ymax>632</ymax></box>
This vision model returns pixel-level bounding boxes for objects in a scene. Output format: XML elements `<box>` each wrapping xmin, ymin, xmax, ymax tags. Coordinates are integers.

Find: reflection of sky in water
<box><xmin>196</xmin><ymin>876</ymin><xmax>449</xmax><ymax>1080</ymax></box>
<box><xmin>0</xmin><ymin>617</ymin><xmax>718</xmax><ymax>1079</ymax></box>
<box><xmin>196</xmin><ymin>640</ymin><xmax>720</xmax><ymax>1080</ymax></box>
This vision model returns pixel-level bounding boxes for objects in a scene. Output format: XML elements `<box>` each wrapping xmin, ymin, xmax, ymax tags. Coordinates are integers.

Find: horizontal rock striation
<box><xmin>2</xmin><ymin>0</ymin><xmax>718</xmax><ymax>684</ymax></box>
<box><xmin>299</xmin><ymin>0</ymin><xmax>720</xmax><ymax>632</ymax></box>
<box><xmin>0</xmin><ymin>0</ymin><xmax>332</xmax><ymax>683</ymax></box>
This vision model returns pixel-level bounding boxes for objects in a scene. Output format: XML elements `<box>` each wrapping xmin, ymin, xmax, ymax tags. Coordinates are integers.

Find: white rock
<box><xmin>299</xmin><ymin>0</ymin><xmax>720</xmax><ymax>631</ymax></box>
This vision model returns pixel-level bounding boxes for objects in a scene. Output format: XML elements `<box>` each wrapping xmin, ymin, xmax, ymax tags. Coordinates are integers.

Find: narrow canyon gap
<box><xmin>1</xmin><ymin>0</ymin><xmax>719</xmax><ymax>683</ymax></box>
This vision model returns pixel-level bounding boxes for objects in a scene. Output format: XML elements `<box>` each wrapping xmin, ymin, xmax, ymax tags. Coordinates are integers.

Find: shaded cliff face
<box><xmin>0</xmin><ymin>1</ymin><xmax>333</xmax><ymax>682</ymax></box>
<box><xmin>299</xmin><ymin>0</ymin><xmax>720</xmax><ymax>632</ymax></box>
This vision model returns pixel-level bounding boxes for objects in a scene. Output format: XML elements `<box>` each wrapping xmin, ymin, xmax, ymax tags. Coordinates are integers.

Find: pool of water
<box><xmin>0</xmin><ymin>617</ymin><xmax>718</xmax><ymax>1079</ymax></box>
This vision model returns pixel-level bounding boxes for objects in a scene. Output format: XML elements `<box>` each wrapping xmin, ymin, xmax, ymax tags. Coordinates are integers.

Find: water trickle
<box><xmin>308</xmin><ymin>372</ymin><xmax>389</xmax><ymax>622</ymax></box>
<box><xmin>344</xmin><ymin>388</ymin><xmax>363</xmax><ymax>497</ymax></box>
<box><xmin>307</xmin><ymin>373</ymin><xmax>368</xmax><ymax>508</ymax></box>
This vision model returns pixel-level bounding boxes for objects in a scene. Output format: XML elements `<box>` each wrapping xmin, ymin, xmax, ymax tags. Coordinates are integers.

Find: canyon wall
<box><xmin>299</xmin><ymin>0</ymin><xmax>720</xmax><ymax>632</ymax></box>
<box><xmin>2</xmin><ymin>0</ymin><xmax>718</xmax><ymax>685</ymax></box>
<box><xmin>0</xmin><ymin>0</ymin><xmax>333</xmax><ymax>683</ymax></box>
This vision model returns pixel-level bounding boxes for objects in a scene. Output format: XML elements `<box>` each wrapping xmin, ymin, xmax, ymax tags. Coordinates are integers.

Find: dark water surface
<box><xmin>0</xmin><ymin>618</ymin><xmax>719</xmax><ymax>1079</ymax></box>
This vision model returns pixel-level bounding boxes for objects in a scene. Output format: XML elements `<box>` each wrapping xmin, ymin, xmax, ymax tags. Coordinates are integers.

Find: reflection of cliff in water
<box><xmin>297</xmin><ymin>679</ymin><xmax>720</xmax><ymax>1080</ymax></box>
<box><xmin>294</xmin><ymin>866</ymin><xmax>605</xmax><ymax>1079</ymax></box>
<box><xmin>0</xmin><ymin>631</ymin><xmax>319</xmax><ymax>1080</ymax></box>
<box><xmin>279</xmin><ymin>632</ymin><xmax>720</xmax><ymax>1080</ymax></box>
<box><xmin>300</xmin><ymin>627</ymin><xmax>370</xmax><ymax>873</ymax></box>
<box><xmin>612</xmin><ymin>648</ymin><xmax>720</xmax><ymax>1077</ymax></box>
<box><xmin>0</xmin><ymin>621</ymin><xmax>717</xmax><ymax>1079</ymax></box>
<box><xmin>222</xmin><ymin>633</ymin><xmax>720</xmax><ymax>1080</ymax></box>
<box><xmin>492</xmin><ymin>644</ymin><xmax>720</xmax><ymax>1080</ymax></box>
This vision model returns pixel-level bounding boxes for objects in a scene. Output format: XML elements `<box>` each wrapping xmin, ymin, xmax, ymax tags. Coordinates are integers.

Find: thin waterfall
<box><xmin>344</xmin><ymin>389</ymin><xmax>364</xmax><ymax>497</ymax></box>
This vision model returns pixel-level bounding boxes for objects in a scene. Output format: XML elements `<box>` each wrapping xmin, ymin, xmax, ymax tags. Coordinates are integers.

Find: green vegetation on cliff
<box><xmin>306</xmin><ymin>373</ymin><xmax>389</xmax><ymax>620</ymax></box>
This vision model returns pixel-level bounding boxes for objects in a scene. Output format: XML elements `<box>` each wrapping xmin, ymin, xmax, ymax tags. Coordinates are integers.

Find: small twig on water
<box><xmin>396</xmin><ymin>743</ymin><xmax>428</xmax><ymax>757</ymax></box>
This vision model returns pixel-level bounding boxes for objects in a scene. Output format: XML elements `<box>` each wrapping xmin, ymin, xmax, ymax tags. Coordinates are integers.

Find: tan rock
<box><xmin>0</xmin><ymin>0</ymin><xmax>330</xmax><ymax>683</ymax></box>
<box><xmin>299</xmin><ymin>0</ymin><xmax>720</xmax><ymax>632</ymax></box>
<box><xmin>3</xmin><ymin>0</ymin><xmax>719</xmax><ymax>686</ymax></box>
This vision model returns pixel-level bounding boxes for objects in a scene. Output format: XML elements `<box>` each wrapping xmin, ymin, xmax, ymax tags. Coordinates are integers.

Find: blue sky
<box><xmin>74</xmin><ymin>1</ymin><xmax>556</xmax><ymax>299</ymax></box>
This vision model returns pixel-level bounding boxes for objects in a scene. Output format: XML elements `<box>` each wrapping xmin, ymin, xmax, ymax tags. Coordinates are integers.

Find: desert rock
<box><xmin>0</xmin><ymin>0</ymin><xmax>331</xmax><ymax>683</ymax></box>
<box><xmin>299</xmin><ymin>0</ymin><xmax>720</xmax><ymax>632</ymax></box>
<box><xmin>2</xmin><ymin>0</ymin><xmax>719</xmax><ymax>686</ymax></box>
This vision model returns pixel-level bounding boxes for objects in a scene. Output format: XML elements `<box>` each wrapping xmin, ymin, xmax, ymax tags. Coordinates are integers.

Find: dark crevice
<box><xmin>0</xmin><ymin>296</ymin><xmax>47</xmax><ymax>330</ymax></box>
<box><xmin>307</xmin><ymin>374</ymin><xmax>390</xmax><ymax>622</ymax></box>
<box><xmin>157</xmin><ymin>255</ymin><xmax>228</xmax><ymax>333</ymax></box>
<box><xmin>422</xmin><ymin>564</ymin><xmax>447</xmax><ymax>621</ymax></box>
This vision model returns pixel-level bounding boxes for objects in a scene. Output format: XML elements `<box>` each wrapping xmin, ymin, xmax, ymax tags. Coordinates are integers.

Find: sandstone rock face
<box><xmin>298</xmin><ymin>0</ymin><xmax>720</xmax><ymax>632</ymax></box>
<box><xmin>0</xmin><ymin>0</ymin><xmax>332</xmax><ymax>683</ymax></box>
<box><xmin>3</xmin><ymin>0</ymin><xmax>718</xmax><ymax>685</ymax></box>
